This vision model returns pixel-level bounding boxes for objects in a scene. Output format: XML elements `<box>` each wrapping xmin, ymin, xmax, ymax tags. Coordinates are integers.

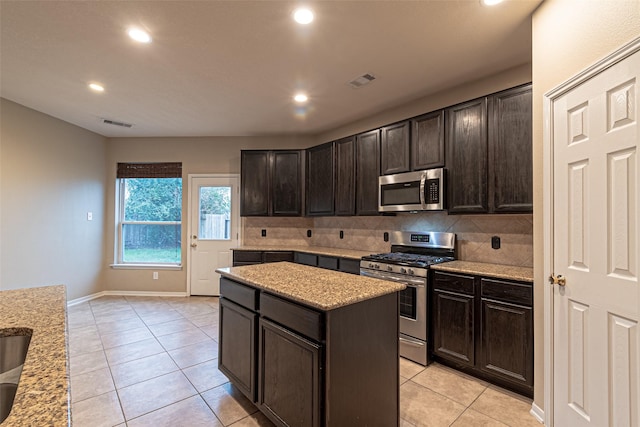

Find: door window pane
<box><xmin>199</xmin><ymin>186</ymin><xmax>231</xmax><ymax>240</ymax></box>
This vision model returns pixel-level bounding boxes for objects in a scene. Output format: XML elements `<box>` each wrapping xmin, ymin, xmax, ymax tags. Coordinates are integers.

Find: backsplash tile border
<box><xmin>243</xmin><ymin>213</ymin><xmax>533</xmax><ymax>267</ymax></box>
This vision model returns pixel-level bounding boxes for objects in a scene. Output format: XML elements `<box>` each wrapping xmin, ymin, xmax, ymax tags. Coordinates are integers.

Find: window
<box><xmin>116</xmin><ymin>163</ymin><xmax>182</xmax><ymax>265</ymax></box>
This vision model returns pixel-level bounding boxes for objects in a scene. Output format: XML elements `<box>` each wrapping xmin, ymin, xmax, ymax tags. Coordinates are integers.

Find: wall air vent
<box><xmin>348</xmin><ymin>73</ymin><xmax>376</xmax><ymax>88</ymax></box>
<box><xmin>101</xmin><ymin>118</ymin><xmax>134</xmax><ymax>128</ymax></box>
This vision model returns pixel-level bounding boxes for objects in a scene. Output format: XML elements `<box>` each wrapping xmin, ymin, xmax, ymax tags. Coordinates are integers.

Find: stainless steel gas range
<box><xmin>360</xmin><ymin>231</ymin><xmax>456</xmax><ymax>365</ymax></box>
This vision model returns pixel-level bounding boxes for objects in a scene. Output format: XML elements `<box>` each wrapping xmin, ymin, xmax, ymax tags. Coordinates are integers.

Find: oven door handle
<box><xmin>399</xmin><ymin>336</ymin><xmax>425</xmax><ymax>347</ymax></box>
<box><xmin>360</xmin><ymin>270</ymin><xmax>425</xmax><ymax>287</ymax></box>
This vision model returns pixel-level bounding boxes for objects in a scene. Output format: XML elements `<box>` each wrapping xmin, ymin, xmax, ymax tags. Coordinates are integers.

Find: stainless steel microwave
<box><xmin>378</xmin><ymin>168</ymin><xmax>445</xmax><ymax>212</ymax></box>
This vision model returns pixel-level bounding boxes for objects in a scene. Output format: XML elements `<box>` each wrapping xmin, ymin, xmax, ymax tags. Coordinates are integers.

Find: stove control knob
<box><xmin>368</xmin><ymin>263</ymin><xmax>374</xmax><ymax>268</ymax></box>
<box><xmin>408</xmin><ymin>268</ymin><xmax>414</xmax><ymax>275</ymax></box>
<box><xmin>400</xmin><ymin>267</ymin><xmax>407</xmax><ymax>274</ymax></box>
<box><xmin>387</xmin><ymin>265</ymin><xmax>393</xmax><ymax>272</ymax></box>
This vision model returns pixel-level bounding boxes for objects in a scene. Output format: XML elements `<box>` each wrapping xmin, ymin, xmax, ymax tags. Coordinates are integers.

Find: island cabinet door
<box><xmin>258</xmin><ymin>318</ymin><xmax>321</xmax><ymax>427</ymax></box>
<box><xmin>219</xmin><ymin>298</ymin><xmax>258</xmax><ymax>402</ymax></box>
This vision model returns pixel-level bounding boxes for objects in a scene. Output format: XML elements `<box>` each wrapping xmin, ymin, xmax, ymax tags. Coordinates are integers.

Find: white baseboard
<box><xmin>67</xmin><ymin>290</ymin><xmax>188</xmax><ymax>306</ymax></box>
<box><xmin>530</xmin><ymin>402</ymin><xmax>545</xmax><ymax>424</ymax></box>
<box><xmin>67</xmin><ymin>291</ymin><xmax>107</xmax><ymax>306</ymax></box>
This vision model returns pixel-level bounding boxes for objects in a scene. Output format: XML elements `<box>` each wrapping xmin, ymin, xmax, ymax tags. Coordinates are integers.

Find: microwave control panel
<box><xmin>425</xmin><ymin>178</ymin><xmax>440</xmax><ymax>204</ymax></box>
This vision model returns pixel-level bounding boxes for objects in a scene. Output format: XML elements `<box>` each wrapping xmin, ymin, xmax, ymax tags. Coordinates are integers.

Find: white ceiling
<box><xmin>0</xmin><ymin>0</ymin><xmax>541</xmax><ymax>138</ymax></box>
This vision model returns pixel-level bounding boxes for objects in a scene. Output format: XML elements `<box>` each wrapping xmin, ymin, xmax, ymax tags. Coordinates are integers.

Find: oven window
<box><xmin>399</xmin><ymin>286</ymin><xmax>417</xmax><ymax>319</ymax></box>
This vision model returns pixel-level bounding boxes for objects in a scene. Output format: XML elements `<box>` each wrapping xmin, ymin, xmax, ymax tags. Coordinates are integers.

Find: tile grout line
<box><xmin>93</xmin><ymin>299</ymin><xmax>128</xmax><ymax>426</ymax></box>
<box><xmin>105</xmin><ymin>297</ymin><xmax>229</xmax><ymax>426</ymax></box>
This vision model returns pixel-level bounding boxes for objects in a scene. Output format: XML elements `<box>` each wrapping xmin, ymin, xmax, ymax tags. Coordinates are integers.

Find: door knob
<box><xmin>191</xmin><ymin>242</ymin><xmax>198</xmax><ymax>248</ymax></box>
<box><xmin>548</xmin><ymin>274</ymin><xmax>566</xmax><ymax>286</ymax></box>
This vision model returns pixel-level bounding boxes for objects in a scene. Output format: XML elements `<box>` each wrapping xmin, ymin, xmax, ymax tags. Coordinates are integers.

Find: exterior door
<box><xmin>549</xmin><ymin>45</ymin><xmax>639</xmax><ymax>426</ymax></box>
<box><xmin>189</xmin><ymin>175</ymin><xmax>239</xmax><ymax>296</ymax></box>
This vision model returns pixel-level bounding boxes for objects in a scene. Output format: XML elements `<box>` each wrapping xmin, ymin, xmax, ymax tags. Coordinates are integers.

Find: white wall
<box><xmin>531</xmin><ymin>0</ymin><xmax>640</xmax><ymax>410</ymax></box>
<box><xmin>0</xmin><ymin>98</ymin><xmax>107</xmax><ymax>300</ymax></box>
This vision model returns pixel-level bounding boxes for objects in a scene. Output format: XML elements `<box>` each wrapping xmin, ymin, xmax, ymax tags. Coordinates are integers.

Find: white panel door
<box><xmin>189</xmin><ymin>175</ymin><xmax>239</xmax><ymax>296</ymax></box>
<box><xmin>552</xmin><ymin>49</ymin><xmax>639</xmax><ymax>426</ymax></box>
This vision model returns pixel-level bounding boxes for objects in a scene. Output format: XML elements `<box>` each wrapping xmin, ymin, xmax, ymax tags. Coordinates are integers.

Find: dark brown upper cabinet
<box><xmin>355</xmin><ymin>129</ymin><xmax>381</xmax><ymax>216</ymax></box>
<box><xmin>306</xmin><ymin>142</ymin><xmax>335</xmax><ymax>216</ymax></box>
<box><xmin>335</xmin><ymin>136</ymin><xmax>356</xmax><ymax>216</ymax></box>
<box><xmin>240</xmin><ymin>151</ymin><xmax>270</xmax><ymax>216</ymax></box>
<box><xmin>380</xmin><ymin>121</ymin><xmax>410</xmax><ymax>175</ymax></box>
<box><xmin>488</xmin><ymin>84</ymin><xmax>533</xmax><ymax>213</ymax></box>
<box><xmin>241</xmin><ymin>150</ymin><xmax>303</xmax><ymax>217</ymax></box>
<box><xmin>411</xmin><ymin>110</ymin><xmax>445</xmax><ymax>171</ymax></box>
<box><xmin>446</xmin><ymin>97</ymin><xmax>489</xmax><ymax>214</ymax></box>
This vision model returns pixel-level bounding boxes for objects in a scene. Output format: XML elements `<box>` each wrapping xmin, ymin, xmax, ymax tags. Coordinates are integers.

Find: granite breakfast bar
<box><xmin>0</xmin><ymin>285</ymin><xmax>70</xmax><ymax>426</ymax></box>
<box><xmin>216</xmin><ymin>261</ymin><xmax>405</xmax><ymax>427</ymax></box>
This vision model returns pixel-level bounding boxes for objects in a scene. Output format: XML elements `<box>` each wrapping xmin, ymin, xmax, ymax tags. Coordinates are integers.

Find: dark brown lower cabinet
<box><xmin>233</xmin><ymin>250</ymin><xmax>294</xmax><ymax>266</ymax></box>
<box><xmin>219</xmin><ymin>297</ymin><xmax>257</xmax><ymax>401</ymax></box>
<box><xmin>259</xmin><ymin>318</ymin><xmax>321</xmax><ymax>427</ymax></box>
<box><xmin>219</xmin><ymin>276</ymin><xmax>399</xmax><ymax>426</ymax></box>
<box><xmin>432</xmin><ymin>290</ymin><xmax>475</xmax><ymax>368</ymax></box>
<box><xmin>236</xmin><ymin>249</ymin><xmax>361</xmax><ymax>275</ymax></box>
<box><xmin>480</xmin><ymin>299</ymin><xmax>533</xmax><ymax>388</ymax></box>
<box><xmin>431</xmin><ymin>271</ymin><xmax>533</xmax><ymax>397</ymax></box>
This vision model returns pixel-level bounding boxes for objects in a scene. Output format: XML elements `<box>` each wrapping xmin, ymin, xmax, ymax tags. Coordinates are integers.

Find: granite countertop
<box><xmin>431</xmin><ymin>261</ymin><xmax>534</xmax><ymax>283</ymax></box>
<box><xmin>217</xmin><ymin>261</ymin><xmax>405</xmax><ymax>311</ymax></box>
<box><xmin>0</xmin><ymin>285</ymin><xmax>69</xmax><ymax>427</ymax></box>
<box><xmin>231</xmin><ymin>245</ymin><xmax>374</xmax><ymax>260</ymax></box>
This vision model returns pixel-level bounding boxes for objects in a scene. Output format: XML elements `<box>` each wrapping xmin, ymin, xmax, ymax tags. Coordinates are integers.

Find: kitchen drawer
<box><xmin>263</xmin><ymin>251</ymin><xmax>294</xmax><ymax>263</ymax></box>
<box><xmin>432</xmin><ymin>271</ymin><xmax>475</xmax><ymax>296</ymax></box>
<box><xmin>295</xmin><ymin>252</ymin><xmax>318</xmax><ymax>267</ymax></box>
<box><xmin>233</xmin><ymin>251</ymin><xmax>263</xmax><ymax>264</ymax></box>
<box><xmin>260</xmin><ymin>293</ymin><xmax>323</xmax><ymax>342</ymax></box>
<box><xmin>220</xmin><ymin>278</ymin><xmax>259</xmax><ymax>311</ymax></box>
<box><xmin>338</xmin><ymin>258</ymin><xmax>361</xmax><ymax>275</ymax></box>
<box><xmin>318</xmin><ymin>255</ymin><xmax>338</xmax><ymax>270</ymax></box>
<box><xmin>481</xmin><ymin>278</ymin><xmax>532</xmax><ymax>307</ymax></box>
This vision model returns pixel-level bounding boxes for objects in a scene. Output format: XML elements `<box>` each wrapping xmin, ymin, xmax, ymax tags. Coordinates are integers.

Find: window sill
<box><xmin>110</xmin><ymin>264</ymin><xmax>182</xmax><ymax>270</ymax></box>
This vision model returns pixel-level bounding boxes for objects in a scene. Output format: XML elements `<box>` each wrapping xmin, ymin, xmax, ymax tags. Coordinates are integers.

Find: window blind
<box><xmin>117</xmin><ymin>162</ymin><xmax>182</xmax><ymax>179</ymax></box>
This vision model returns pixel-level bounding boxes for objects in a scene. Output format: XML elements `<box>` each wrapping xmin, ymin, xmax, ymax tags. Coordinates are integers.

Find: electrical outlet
<box><xmin>153</xmin><ymin>271</ymin><xmax>158</xmax><ymax>280</ymax></box>
<box><xmin>383</xmin><ymin>232</ymin><xmax>389</xmax><ymax>242</ymax></box>
<box><xmin>87</xmin><ymin>212</ymin><xmax>93</xmax><ymax>221</ymax></box>
<box><xmin>491</xmin><ymin>236</ymin><xmax>501</xmax><ymax>250</ymax></box>
<box><xmin>340</xmin><ymin>230</ymin><xmax>344</xmax><ymax>239</ymax></box>
<box><xmin>261</xmin><ymin>229</ymin><xmax>266</xmax><ymax>237</ymax></box>
<box><xmin>307</xmin><ymin>229</ymin><xmax>312</xmax><ymax>238</ymax></box>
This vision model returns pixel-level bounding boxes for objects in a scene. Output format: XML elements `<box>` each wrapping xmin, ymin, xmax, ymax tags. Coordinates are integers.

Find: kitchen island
<box><xmin>216</xmin><ymin>262</ymin><xmax>404</xmax><ymax>427</ymax></box>
<box><xmin>0</xmin><ymin>285</ymin><xmax>69</xmax><ymax>426</ymax></box>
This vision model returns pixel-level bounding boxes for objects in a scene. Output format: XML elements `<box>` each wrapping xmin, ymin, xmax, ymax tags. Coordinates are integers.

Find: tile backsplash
<box><xmin>243</xmin><ymin>212</ymin><xmax>533</xmax><ymax>267</ymax></box>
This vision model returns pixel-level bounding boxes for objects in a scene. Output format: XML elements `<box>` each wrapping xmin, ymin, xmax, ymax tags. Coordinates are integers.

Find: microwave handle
<box><xmin>419</xmin><ymin>172</ymin><xmax>427</xmax><ymax>207</ymax></box>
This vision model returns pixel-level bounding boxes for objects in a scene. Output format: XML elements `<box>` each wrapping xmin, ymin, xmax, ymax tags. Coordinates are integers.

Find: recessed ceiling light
<box><xmin>482</xmin><ymin>0</ymin><xmax>504</xmax><ymax>5</ymax></box>
<box><xmin>88</xmin><ymin>83</ymin><xmax>105</xmax><ymax>92</ymax></box>
<box><xmin>294</xmin><ymin>93</ymin><xmax>309</xmax><ymax>103</ymax></box>
<box><xmin>128</xmin><ymin>27</ymin><xmax>152</xmax><ymax>43</ymax></box>
<box><xmin>293</xmin><ymin>7</ymin><xmax>314</xmax><ymax>25</ymax></box>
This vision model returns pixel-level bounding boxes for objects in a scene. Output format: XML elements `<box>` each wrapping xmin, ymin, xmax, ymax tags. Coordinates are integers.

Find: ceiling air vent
<box><xmin>348</xmin><ymin>73</ymin><xmax>376</xmax><ymax>89</ymax></box>
<box><xmin>102</xmin><ymin>118</ymin><xmax>134</xmax><ymax>128</ymax></box>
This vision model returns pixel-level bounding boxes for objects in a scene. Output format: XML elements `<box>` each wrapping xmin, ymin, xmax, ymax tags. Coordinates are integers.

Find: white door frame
<box><xmin>186</xmin><ymin>173</ymin><xmax>241</xmax><ymax>296</ymax></box>
<box><xmin>543</xmin><ymin>37</ymin><xmax>640</xmax><ymax>427</ymax></box>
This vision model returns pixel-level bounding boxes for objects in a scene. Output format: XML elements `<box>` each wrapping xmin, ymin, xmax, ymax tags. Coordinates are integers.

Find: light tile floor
<box><xmin>67</xmin><ymin>295</ymin><xmax>541</xmax><ymax>427</ymax></box>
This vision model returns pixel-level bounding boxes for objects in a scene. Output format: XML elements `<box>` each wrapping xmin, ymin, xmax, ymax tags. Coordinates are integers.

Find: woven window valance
<box><xmin>117</xmin><ymin>162</ymin><xmax>182</xmax><ymax>179</ymax></box>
